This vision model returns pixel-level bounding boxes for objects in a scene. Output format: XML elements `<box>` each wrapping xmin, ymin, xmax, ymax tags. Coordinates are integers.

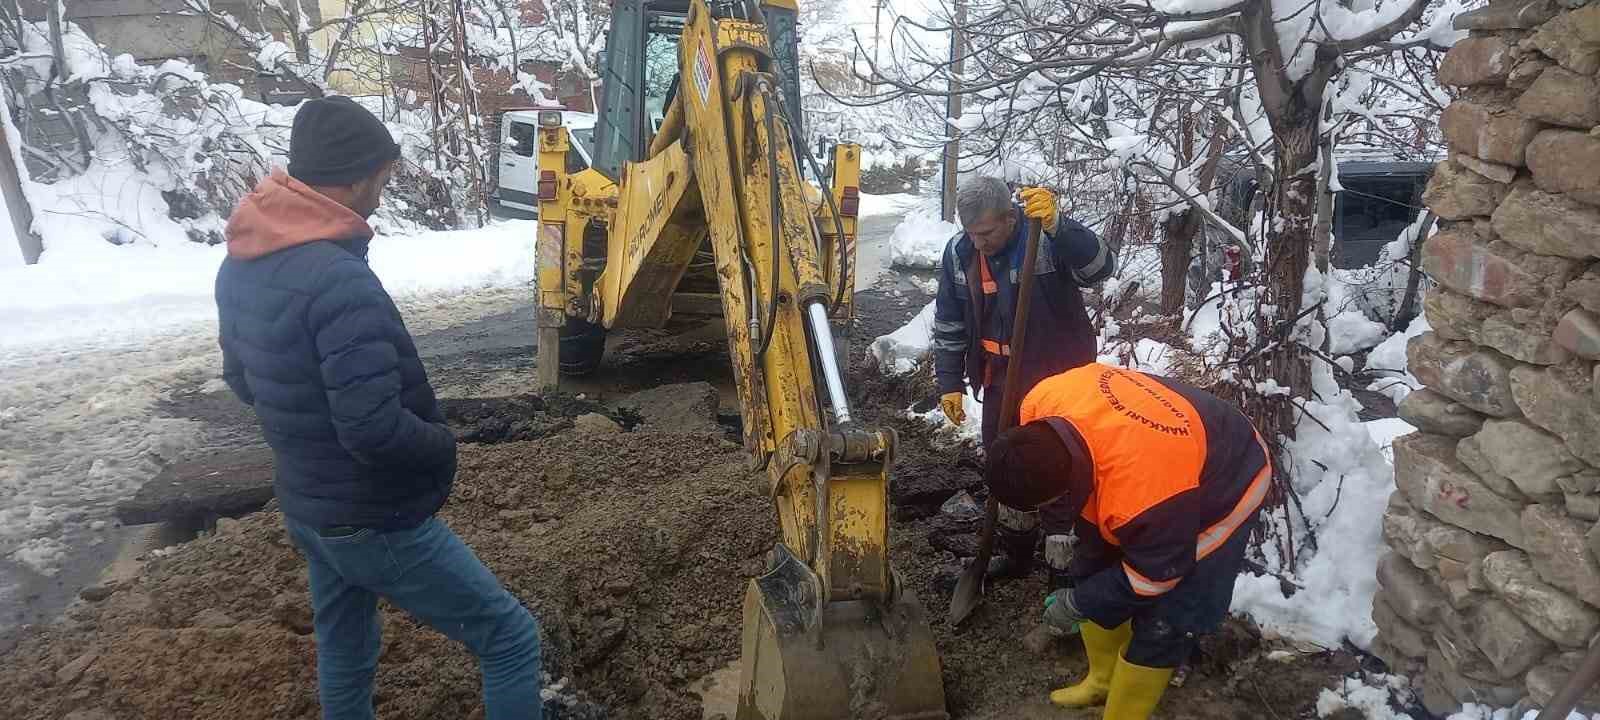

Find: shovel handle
<box><xmin>952</xmin><ymin>216</ymin><xmax>1045</xmax><ymax>626</ymax></box>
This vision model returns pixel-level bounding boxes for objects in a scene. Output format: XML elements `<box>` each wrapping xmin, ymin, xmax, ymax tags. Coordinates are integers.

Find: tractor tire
<box><xmin>558</xmin><ymin>318</ymin><xmax>606</xmax><ymax>376</ymax></box>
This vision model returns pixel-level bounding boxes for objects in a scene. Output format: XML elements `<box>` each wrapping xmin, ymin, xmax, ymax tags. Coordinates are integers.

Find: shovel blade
<box><xmin>946</xmin><ymin>561</ymin><xmax>985</xmax><ymax>625</ymax></box>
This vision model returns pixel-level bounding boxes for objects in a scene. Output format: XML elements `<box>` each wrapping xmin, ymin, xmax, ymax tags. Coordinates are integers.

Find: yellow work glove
<box><xmin>940</xmin><ymin>391</ymin><xmax>966</xmax><ymax>425</ymax></box>
<box><xmin>1019</xmin><ymin>187</ymin><xmax>1059</xmax><ymax>235</ymax></box>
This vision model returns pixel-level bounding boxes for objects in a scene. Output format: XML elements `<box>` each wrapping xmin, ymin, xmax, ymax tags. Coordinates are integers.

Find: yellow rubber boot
<box><xmin>1049</xmin><ymin>621</ymin><xmax>1132</xmax><ymax>708</ymax></box>
<box><xmin>1101</xmin><ymin>655</ymin><xmax>1175</xmax><ymax>720</ymax></box>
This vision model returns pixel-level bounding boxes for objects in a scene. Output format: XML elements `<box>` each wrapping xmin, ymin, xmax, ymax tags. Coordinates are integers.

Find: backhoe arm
<box><xmin>534</xmin><ymin>2</ymin><xmax>945</xmax><ymax>717</ymax></box>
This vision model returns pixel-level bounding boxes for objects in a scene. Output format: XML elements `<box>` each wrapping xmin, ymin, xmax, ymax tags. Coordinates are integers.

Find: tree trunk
<box><xmin>45</xmin><ymin>0</ymin><xmax>65</xmax><ymax>82</ymax></box>
<box><xmin>1312</xmin><ymin>129</ymin><xmax>1335</xmax><ymax>276</ymax></box>
<box><xmin>1391</xmin><ymin>211</ymin><xmax>1435</xmax><ymax>331</ymax></box>
<box><xmin>1259</xmin><ymin>109</ymin><xmax>1320</xmax><ymax>438</ymax></box>
<box><xmin>1160</xmin><ymin>209</ymin><xmax>1200</xmax><ymax>315</ymax></box>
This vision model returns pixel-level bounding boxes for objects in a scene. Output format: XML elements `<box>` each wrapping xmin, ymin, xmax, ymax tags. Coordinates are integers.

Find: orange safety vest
<box><xmin>977</xmin><ymin>255</ymin><xmax>1009</xmax><ymax>386</ymax></box>
<box><xmin>1021</xmin><ymin>363</ymin><xmax>1271</xmax><ymax>597</ymax></box>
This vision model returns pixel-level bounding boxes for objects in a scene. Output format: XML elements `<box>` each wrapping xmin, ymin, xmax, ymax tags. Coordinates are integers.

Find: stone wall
<box><xmin>1374</xmin><ymin>0</ymin><xmax>1600</xmax><ymax>715</ymax></box>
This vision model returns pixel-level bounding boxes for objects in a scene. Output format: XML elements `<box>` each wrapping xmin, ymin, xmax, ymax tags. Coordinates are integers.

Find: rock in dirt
<box><xmin>190</xmin><ymin>608</ymin><xmax>238</xmax><ymax>629</ymax></box>
<box><xmin>617</xmin><ymin>382</ymin><xmax>720</xmax><ymax>432</ymax></box>
<box><xmin>55</xmin><ymin>651</ymin><xmax>99</xmax><ymax>685</ymax></box>
<box><xmin>890</xmin><ymin>450</ymin><xmax>982</xmax><ymax>519</ymax></box>
<box><xmin>439</xmin><ymin>393</ymin><xmax>622</xmax><ymax>443</ymax></box>
<box><xmin>79</xmin><ymin>580</ymin><xmax>122</xmax><ymax>603</ymax></box>
<box><xmin>115</xmin><ymin>445</ymin><xmax>277</xmax><ymax>526</ymax></box>
<box><xmin>573</xmin><ymin>413</ymin><xmax>623</xmax><ymax>435</ymax></box>
<box><xmin>1020</xmin><ymin>623</ymin><xmax>1065</xmax><ymax>655</ymax></box>
<box><xmin>270</xmin><ymin>593</ymin><xmax>313</xmax><ymax>635</ymax></box>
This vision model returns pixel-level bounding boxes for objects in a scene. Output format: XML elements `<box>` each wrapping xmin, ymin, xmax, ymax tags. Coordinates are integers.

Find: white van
<box><xmin>496</xmin><ymin>109</ymin><xmax>596</xmax><ymax>214</ymax></box>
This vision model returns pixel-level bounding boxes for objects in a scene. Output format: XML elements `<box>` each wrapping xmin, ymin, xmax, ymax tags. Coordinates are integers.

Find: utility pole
<box><xmin>941</xmin><ymin>0</ymin><xmax>965</xmax><ymax>223</ymax></box>
<box><xmin>873</xmin><ymin>0</ymin><xmax>883</xmax><ymax>67</ymax></box>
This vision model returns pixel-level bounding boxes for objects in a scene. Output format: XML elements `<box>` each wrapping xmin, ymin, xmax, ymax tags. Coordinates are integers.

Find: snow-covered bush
<box><xmin>888</xmin><ymin>207</ymin><xmax>960</xmax><ymax>270</ymax></box>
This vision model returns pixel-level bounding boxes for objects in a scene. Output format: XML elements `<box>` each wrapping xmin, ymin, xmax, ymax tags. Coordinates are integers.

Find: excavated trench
<box><xmin>0</xmin><ymin>277</ymin><xmax>1383</xmax><ymax>720</ymax></box>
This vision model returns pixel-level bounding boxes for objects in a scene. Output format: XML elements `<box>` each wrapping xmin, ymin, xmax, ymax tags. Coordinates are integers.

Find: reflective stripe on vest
<box><xmin>1028</xmin><ymin>364</ymin><xmax>1268</xmax><ymax>599</ymax></box>
<box><xmin>977</xmin><ymin>255</ymin><xmax>1008</xmax><ymax>381</ymax></box>
<box><xmin>978</xmin><ymin>253</ymin><xmax>999</xmax><ymax>295</ymax></box>
<box><xmin>1123</xmin><ymin>562</ymin><xmax>1182</xmax><ymax>597</ymax></box>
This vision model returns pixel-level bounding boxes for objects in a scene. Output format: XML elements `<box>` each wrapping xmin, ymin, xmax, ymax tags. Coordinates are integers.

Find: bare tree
<box><xmin>843</xmin><ymin>0</ymin><xmax>1456</xmax><ymax>436</ymax></box>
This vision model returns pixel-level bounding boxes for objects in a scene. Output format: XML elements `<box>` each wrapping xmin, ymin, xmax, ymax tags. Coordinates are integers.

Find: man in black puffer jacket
<box><xmin>216</xmin><ymin>97</ymin><xmax>541</xmax><ymax>720</ymax></box>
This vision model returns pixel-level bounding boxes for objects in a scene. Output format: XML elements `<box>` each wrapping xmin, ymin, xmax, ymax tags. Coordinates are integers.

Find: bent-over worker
<box><xmin>933</xmin><ymin>176</ymin><xmax>1115</xmax><ymax>580</ymax></box>
<box><xmin>985</xmin><ymin>362</ymin><xmax>1271</xmax><ymax>720</ymax></box>
<box><xmin>216</xmin><ymin>97</ymin><xmax>542</xmax><ymax>720</ymax></box>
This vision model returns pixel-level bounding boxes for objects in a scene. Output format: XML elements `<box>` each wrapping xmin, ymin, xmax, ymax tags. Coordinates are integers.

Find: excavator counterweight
<box><xmin>532</xmin><ymin>1</ymin><xmax>946</xmax><ymax>718</ymax></box>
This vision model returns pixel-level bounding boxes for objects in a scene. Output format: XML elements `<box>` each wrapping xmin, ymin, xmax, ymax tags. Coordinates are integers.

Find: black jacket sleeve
<box><xmin>1071</xmin><ymin>496</ymin><xmax>1201</xmax><ymax>628</ymax></box>
<box><xmin>932</xmin><ymin>234</ymin><xmax>970</xmax><ymax>395</ymax></box>
<box><xmin>1050</xmin><ymin>213</ymin><xmax>1116</xmax><ymax>287</ymax></box>
<box><xmin>306</xmin><ymin>259</ymin><xmax>456</xmax><ymax>470</ymax></box>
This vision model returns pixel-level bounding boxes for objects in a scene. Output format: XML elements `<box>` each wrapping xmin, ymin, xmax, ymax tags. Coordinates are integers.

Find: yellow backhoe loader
<box><xmin>530</xmin><ymin>1</ymin><xmax>946</xmax><ymax>718</ymax></box>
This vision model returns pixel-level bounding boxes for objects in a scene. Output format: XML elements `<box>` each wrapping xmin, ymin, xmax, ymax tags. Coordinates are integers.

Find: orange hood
<box><xmin>225</xmin><ymin>169</ymin><xmax>373</xmax><ymax>260</ymax></box>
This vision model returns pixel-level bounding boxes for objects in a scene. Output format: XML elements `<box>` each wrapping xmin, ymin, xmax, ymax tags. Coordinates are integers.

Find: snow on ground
<box><xmin>1328</xmin><ymin>308</ymin><xmax>1389</xmax><ymax>355</ymax></box>
<box><xmin>888</xmin><ymin>204</ymin><xmax>960</xmax><ymax>270</ymax></box>
<box><xmin>1100</xmin><ymin>337</ymin><xmax>1178</xmax><ymax>375</ymax></box>
<box><xmin>1366</xmin><ymin>314</ymin><xmax>1430</xmax><ymax>403</ymax></box>
<box><xmin>859</xmin><ymin>192</ymin><xmax>920</xmax><ymax>218</ymax></box>
<box><xmin>0</xmin><ymin>208</ymin><xmax>537</xmax><ymax>632</ymax></box>
<box><xmin>868</xmin><ymin>299</ymin><xmax>935</xmax><ymax>374</ymax></box>
<box><xmin>1317</xmin><ymin>675</ymin><xmax>1600</xmax><ymax>720</ymax></box>
<box><xmin>1364</xmin><ymin>417</ymin><xmax>1415</xmax><ymax>464</ymax></box>
<box><xmin>1315</xmin><ymin>674</ymin><xmax>1415</xmax><ymax>720</ymax></box>
<box><xmin>0</xmin><ymin>219</ymin><xmax>537</xmax><ymax>352</ymax></box>
<box><xmin>1450</xmin><ymin>707</ymin><xmax>1599</xmax><ymax>720</ymax></box>
<box><xmin>1232</xmin><ymin>348</ymin><xmax>1397</xmax><ymax>650</ymax></box>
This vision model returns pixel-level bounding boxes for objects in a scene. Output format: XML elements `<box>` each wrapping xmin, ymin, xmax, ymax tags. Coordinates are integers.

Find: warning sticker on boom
<box><xmin>693</xmin><ymin>45</ymin><xmax>712</xmax><ymax>104</ymax></box>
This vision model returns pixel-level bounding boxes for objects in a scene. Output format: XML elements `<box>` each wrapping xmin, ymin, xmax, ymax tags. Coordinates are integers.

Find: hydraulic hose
<box><xmin>756</xmin><ymin>84</ymin><xmax>783</xmax><ymax>363</ymax></box>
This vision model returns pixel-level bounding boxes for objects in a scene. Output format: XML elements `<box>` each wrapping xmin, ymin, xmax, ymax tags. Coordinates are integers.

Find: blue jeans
<box><xmin>285</xmin><ymin>515</ymin><xmax>542</xmax><ymax>720</ymax></box>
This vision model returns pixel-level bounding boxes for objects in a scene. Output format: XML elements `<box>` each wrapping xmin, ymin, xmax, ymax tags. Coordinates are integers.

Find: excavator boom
<box><xmin>532</xmin><ymin>1</ymin><xmax>946</xmax><ymax>718</ymax></box>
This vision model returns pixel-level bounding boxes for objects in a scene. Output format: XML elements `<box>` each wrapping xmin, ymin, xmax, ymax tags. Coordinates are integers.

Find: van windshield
<box><xmin>570</xmin><ymin>127</ymin><xmax>594</xmax><ymax>159</ymax></box>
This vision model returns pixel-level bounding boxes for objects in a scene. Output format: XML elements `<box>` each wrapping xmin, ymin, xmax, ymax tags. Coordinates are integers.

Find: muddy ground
<box><xmin>0</xmin><ymin>275</ymin><xmax>1406</xmax><ymax>720</ymax></box>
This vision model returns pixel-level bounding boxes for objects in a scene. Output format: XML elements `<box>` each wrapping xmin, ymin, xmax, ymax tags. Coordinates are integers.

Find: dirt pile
<box><xmin>0</xmin><ymin>427</ymin><xmax>772</xmax><ymax>720</ymax></box>
<box><xmin>439</xmin><ymin>393</ymin><xmax>634</xmax><ymax>443</ymax></box>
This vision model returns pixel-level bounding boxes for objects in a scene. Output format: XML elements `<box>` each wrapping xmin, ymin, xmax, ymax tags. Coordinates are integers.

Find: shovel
<box><xmin>948</xmin><ymin>215</ymin><xmax>1045</xmax><ymax>627</ymax></box>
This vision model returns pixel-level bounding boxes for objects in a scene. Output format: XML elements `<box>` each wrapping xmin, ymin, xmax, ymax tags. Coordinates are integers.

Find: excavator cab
<box><xmin>591</xmin><ymin>1</ymin><xmax>804</xmax><ymax>181</ymax></box>
<box><xmin>534</xmin><ymin>2</ymin><xmax>945</xmax><ymax>718</ymax></box>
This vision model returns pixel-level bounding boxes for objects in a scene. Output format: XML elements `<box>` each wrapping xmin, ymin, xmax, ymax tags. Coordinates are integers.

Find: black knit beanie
<box><xmin>288</xmin><ymin>96</ymin><xmax>402</xmax><ymax>186</ymax></box>
<box><xmin>985</xmin><ymin>421</ymin><xmax>1075</xmax><ymax>510</ymax></box>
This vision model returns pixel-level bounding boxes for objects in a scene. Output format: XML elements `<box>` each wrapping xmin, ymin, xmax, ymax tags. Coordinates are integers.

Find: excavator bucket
<box><xmin>737</xmin><ymin>545</ymin><xmax>948</xmax><ymax>720</ymax></box>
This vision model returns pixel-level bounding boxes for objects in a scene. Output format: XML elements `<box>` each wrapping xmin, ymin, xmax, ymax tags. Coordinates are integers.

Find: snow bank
<box><xmin>1450</xmin><ymin>707</ymin><xmax>1598</xmax><ymax>720</ymax></box>
<box><xmin>1098</xmin><ymin>337</ymin><xmax>1179</xmax><ymax>376</ymax></box>
<box><xmin>1366</xmin><ymin>314</ymin><xmax>1430</xmax><ymax>402</ymax></box>
<box><xmin>1315</xmin><ymin>674</ymin><xmax>1415</xmax><ymax>720</ymax></box>
<box><xmin>0</xmin><ymin>220</ymin><xmax>537</xmax><ymax>352</ymax></box>
<box><xmin>889</xmin><ymin>208</ymin><xmax>961</xmax><ymax>270</ymax></box>
<box><xmin>859</xmin><ymin>192</ymin><xmax>920</xmax><ymax>218</ymax></box>
<box><xmin>1233</xmin><ymin>348</ymin><xmax>1396</xmax><ymax>650</ymax></box>
<box><xmin>1328</xmin><ymin>309</ymin><xmax>1388</xmax><ymax>355</ymax></box>
<box><xmin>868</xmin><ymin>300</ymin><xmax>935</xmax><ymax>374</ymax></box>
<box><xmin>1364</xmin><ymin>417</ymin><xmax>1415</xmax><ymax>465</ymax></box>
<box><xmin>1316</xmin><ymin>678</ymin><xmax>1600</xmax><ymax>720</ymax></box>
